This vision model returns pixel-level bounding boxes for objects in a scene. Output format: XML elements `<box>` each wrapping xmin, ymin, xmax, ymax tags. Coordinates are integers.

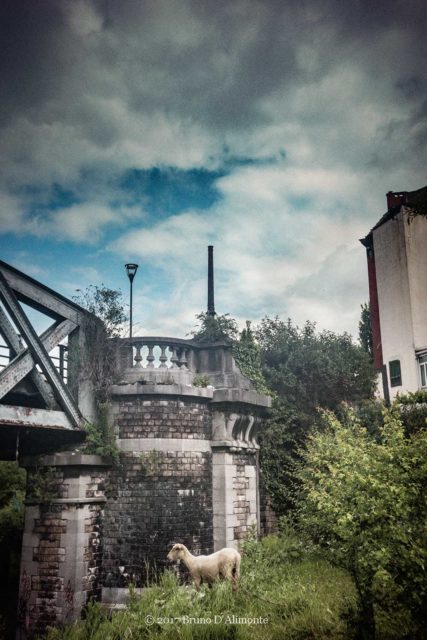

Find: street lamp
<box><xmin>125</xmin><ymin>263</ymin><xmax>139</xmax><ymax>338</ymax></box>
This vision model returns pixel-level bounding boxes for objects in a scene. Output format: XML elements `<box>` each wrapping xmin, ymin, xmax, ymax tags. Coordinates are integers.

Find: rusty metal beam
<box><xmin>0</xmin><ymin>318</ymin><xmax>75</xmax><ymax>398</ymax></box>
<box><xmin>0</xmin><ymin>270</ymin><xmax>81</xmax><ymax>427</ymax></box>
<box><xmin>0</xmin><ymin>259</ymin><xmax>84</xmax><ymax>322</ymax></box>
<box><xmin>0</xmin><ymin>404</ymin><xmax>74</xmax><ymax>430</ymax></box>
<box><xmin>0</xmin><ymin>307</ymin><xmax>56</xmax><ymax>408</ymax></box>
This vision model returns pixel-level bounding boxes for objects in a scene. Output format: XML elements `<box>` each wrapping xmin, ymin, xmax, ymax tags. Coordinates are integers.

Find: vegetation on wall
<box><xmin>73</xmin><ymin>285</ymin><xmax>127</xmax><ymax>457</ymax></box>
<box><xmin>359</xmin><ymin>302</ymin><xmax>373</xmax><ymax>361</ymax></box>
<box><xmin>233</xmin><ymin>322</ymin><xmax>270</xmax><ymax>395</ymax></box>
<box><xmin>191</xmin><ymin>313</ymin><xmax>269</xmax><ymax>393</ymax></box>
<box><xmin>82</xmin><ymin>402</ymin><xmax>119</xmax><ymax>461</ymax></box>
<box><xmin>192</xmin><ymin>373</ymin><xmax>211</xmax><ymax>388</ymax></box>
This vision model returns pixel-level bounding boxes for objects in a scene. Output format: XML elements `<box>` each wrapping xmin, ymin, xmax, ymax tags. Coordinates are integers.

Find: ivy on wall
<box><xmin>233</xmin><ymin>322</ymin><xmax>271</xmax><ymax>395</ymax></box>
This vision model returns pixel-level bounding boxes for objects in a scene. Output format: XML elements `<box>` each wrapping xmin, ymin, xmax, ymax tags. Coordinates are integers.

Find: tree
<box><xmin>71</xmin><ymin>284</ymin><xmax>128</xmax><ymax>400</ymax></box>
<box><xmin>71</xmin><ymin>285</ymin><xmax>125</xmax><ymax>455</ymax></box>
<box><xmin>359</xmin><ymin>302</ymin><xmax>373</xmax><ymax>361</ymax></box>
<box><xmin>72</xmin><ymin>285</ymin><xmax>127</xmax><ymax>338</ymax></box>
<box><xmin>256</xmin><ymin>317</ymin><xmax>376</xmax><ymax>514</ymax></box>
<box><xmin>190</xmin><ymin>311</ymin><xmax>238</xmax><ymax>343</ymax></box>
<box><xmin>295</xmin><ymin>407</ymin><xmax>427</xmax><ymax>640</ymax></box>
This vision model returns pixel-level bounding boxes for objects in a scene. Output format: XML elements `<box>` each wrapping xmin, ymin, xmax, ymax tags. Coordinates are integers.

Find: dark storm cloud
<box><xmin>0</xmin><ymin>0</ymin><xmax>426</xmax><ymax>222</ymax></box>
<box><xmin>0</xmin><ymin>0</ymin><xmax>426</xmax><ymax>337</ymax></box>
<box><xmin>1</xmin><ymin>0</ymin><xmax>425</xmax><ymax>134</ymax></box>
<box><xmin>0</xmin><ymin>0</ymin><xmax>74</xmax><ymax>125</ymax></box>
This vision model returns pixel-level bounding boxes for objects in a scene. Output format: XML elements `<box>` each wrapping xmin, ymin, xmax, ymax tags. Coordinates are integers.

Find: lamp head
<box><xmin>125</xmin><ymin>263</ymin><xmax>139</xmax><ymax>283</ymax></box>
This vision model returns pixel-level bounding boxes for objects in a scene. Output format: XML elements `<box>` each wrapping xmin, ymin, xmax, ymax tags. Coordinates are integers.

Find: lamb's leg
<box><xmin>231</xmin><ymin>559</ymin><xmax>240</xmax><ymax>592</ymax></box>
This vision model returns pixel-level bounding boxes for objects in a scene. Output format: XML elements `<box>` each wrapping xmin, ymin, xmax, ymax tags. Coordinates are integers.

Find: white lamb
<box><xmin>167</xmin><ymin>543</ymin><xmax>241</xmax><ymax>591</ymax></box>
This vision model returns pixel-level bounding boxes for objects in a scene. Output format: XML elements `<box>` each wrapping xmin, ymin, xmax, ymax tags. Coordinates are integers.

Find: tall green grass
<box><xmin>46</xmin><ymin>532</ymin><xmax>359</xmax><ymax>640</ymax></box>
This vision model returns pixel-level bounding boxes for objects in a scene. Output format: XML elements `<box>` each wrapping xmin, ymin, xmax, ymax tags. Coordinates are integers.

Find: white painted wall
<box><xmin>373</xmin><ymin>210</ymin><xmax>427</xmax><ymax>399</ymax></box>
<box><xmin>404</xmin><ymin>211</ymin><xmax>427</xmax><ymax>352</ymax></box>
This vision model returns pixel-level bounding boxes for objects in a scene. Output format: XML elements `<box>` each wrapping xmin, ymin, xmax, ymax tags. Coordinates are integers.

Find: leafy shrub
<box><xmin>296</xmin><ymin>406</ymin><xmax>427</xmax><ymax>639</ymax></box>
<box><xmin>191</xmin><ymin>312</ymin><xmax>239</xmax><ymax>343</ymax></box>
<box><xmin>193</xmin><ymin>374</ymin><xmax>211</xmax><ymax>388</ymax></box>
<box><xmin>396</xmin><ymin>390</ymin><xmax>427</xmax><ymax>435</ymax></box>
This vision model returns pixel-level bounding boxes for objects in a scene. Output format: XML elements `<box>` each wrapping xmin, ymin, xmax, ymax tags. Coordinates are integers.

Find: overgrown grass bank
<box><xmin>46</xmin><ymin>533</ymin><xmax>357</xmax><ymax>640</ymax></box>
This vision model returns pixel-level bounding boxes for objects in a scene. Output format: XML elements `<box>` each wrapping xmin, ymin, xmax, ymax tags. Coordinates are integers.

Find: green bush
<box><xmin>295</xmin><ymin>406</ymin><xmax>427</xmax><ymax>639</ymax></box>
<box><xmin>396</xmin><ymin>390</ymin><xmax>427</xmax><ymax>435</ymax></box>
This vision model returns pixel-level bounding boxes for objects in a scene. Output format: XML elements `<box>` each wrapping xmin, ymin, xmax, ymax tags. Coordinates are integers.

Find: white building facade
<box><xmin>361</xmin><ymin>187</ymin><xmax>427</xmax><ymax>401</ymax></box>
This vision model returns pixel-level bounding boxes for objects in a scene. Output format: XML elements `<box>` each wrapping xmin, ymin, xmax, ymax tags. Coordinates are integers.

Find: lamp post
<box><xmin>125</xmin><ymin>263</ymin><xmax>139</xmax><ymax>338</ymax></box>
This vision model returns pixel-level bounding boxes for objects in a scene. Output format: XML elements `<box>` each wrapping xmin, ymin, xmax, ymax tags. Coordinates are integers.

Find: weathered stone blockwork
<box><xmin>17</xmin><ymin>455</ymin><xmax>109</xmax><ymax>639</ymax></box>
<box><xmin>18</xmin><ymin>374</ymin><xmax>272</xmax><ymax>635</ymax></box>
<box><xmin>116</xmin><ymin>398</ymin><xmax>211</xmax><ymax>440</ymax></box>
<box><xmin>232</xmin><ymin>451</ymin><xmax>258</xmax><ymax>540</ymax></box>
<box><xmin>102</xmin><ymin>395</ymin><xmax>213</xmax><ymax>587</ymax></box>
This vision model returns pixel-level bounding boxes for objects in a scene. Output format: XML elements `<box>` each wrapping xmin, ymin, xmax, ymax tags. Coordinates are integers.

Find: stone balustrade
<box><xmin>116</xmin><ymin>336</ymin><xmax>253</xmax><ymax>389</ymax></box>
<box><xmin>130</xmin><ymin>337</ymin><xmax>196</xmax><ymax>371</ymax></box>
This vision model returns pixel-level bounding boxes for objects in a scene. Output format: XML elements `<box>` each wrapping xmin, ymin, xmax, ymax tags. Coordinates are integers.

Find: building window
<box><xmin>389</xmin><ymin>360</ymin><xmax>402</xmax><ymax>387</ymax></box>
<box><xmin>418</xmin><ymin>354</ymin><xmax>427</xmax><ymax>389</ymax></box>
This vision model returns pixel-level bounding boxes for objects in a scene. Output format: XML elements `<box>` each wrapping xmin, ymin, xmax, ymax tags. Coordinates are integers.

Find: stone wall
<box><xmin>211</xmin><ymin>447</ymin><xmax>258</xmax><ymax>549</ymax></box>
<box><xmin>232</xmin><ymin>451</ymin><xmax>258</xmax><ymax>541</ymax></box>
<box><xmin>115</xmin><ymin>397</ymin><xmax>211</xmax><ymax>440</ymax></box>
<box><xmin>17</xmin><ymin>454</ymin><xmax>109</xmax><ymax>639</ymax></box>
<box><xmin>101</xmin><ymin>394</ymin><xmax>214</xmax><ymax>588</ymax></box>
<box><xmin>17</xmin><ymin>382</ymin><xmax>271</xmax><ymax>634</ymax></box>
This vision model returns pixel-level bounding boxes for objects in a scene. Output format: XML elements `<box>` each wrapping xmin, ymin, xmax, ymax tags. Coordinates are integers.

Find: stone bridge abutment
<box><xmin>16</xmin><ymin>337</ymin><xmax>272</xmax><ymax>637</ymax></box>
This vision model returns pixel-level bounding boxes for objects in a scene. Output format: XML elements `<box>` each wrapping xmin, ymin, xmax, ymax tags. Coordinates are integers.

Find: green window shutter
<box><xmin>389</xmin><ymin>360</ymin><xmax>402</xmax><ymax>387</ymax></box>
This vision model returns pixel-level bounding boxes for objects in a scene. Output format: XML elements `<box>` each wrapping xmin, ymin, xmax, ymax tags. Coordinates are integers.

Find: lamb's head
<box><xmin>167</xmin><ymin>543</ymin><xmax>186</xmax><ymax>562</ymax></box>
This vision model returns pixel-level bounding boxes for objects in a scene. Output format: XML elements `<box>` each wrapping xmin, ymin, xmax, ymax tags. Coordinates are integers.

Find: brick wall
<box><xmin>115</xmin><ymin>398</ymin><xmax>211</xmax><ymax>439</ymax></box>
<box><xmin>231</xmin><ymin>451</ymin><xmax>258</xmax><ymax>541</ymax></box>
<box><xmin>18</xmin><ymin>456</ymin><xmax>109</xmax><ymax>639</ymax></box>
<box><xmin>102</xmin><ymin>395</ymin><xmax>214</xmax><ymax>587</ymax></box>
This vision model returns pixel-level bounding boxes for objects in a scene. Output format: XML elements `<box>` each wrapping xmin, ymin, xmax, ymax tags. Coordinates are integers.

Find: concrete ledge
<box><xmin>211</xmin><ymin>388</ymin><xmax>271</xmax><ymax>408</ymax></box>
<box><xmin>111</xmin><ymin>383</ymin><xmax>214</xmax><ymax>399</ymax></box>
<box><xmin>118</xmin><ymin>437</ymin><xmax>211</xmax><ymax>453</ymax></box>
<box><xmin>23</xmin><ymin>452</ymin><xmax>111</xmax><ymax>467</ymax></box>
<box><xmin>25</xmin><ymin>497</ymin><xmax>107</xmax><ymax>505</ymax></box>
<box><xmin>211</xmin><ymin>440</ymin><xmax>259</xmax><ymax>452</ymax></box>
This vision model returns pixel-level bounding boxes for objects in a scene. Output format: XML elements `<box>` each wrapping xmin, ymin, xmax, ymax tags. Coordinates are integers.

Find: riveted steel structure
<box><xmin>0</xmin><ymin>260</ymin><xmax>101</xmax><ymax>459</ymax></box>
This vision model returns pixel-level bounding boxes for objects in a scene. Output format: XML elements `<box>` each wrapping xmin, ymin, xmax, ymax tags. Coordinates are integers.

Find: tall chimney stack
<box><xmin>207</xmin><ymin>245</ymin><xmax>215</xmax><ymax>316</ymax></box>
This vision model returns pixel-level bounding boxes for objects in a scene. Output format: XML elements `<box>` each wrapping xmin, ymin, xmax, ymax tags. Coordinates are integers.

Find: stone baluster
<box><xmin>170</xmin><ymin>345</ymin><xmax>179</xmax><ymax>369</ymax></box>
<box><xmin>146</xmin><ymin>345</ymin><xmax>155</xmax><ymax>368</ymax></box>
<box><xmin>178</xmin><ymin>348</ymin><xmax>188</xmax><ymax>370</ymax></box>
<box><xmin>159</xmin><ymin>344</ymin><xmax>168</xmax><ymax>368</ymax></box>
<box><xmin>134</xmin><ymin>343</ymin><xmax>143</xmax><ymax>368</ymax></box>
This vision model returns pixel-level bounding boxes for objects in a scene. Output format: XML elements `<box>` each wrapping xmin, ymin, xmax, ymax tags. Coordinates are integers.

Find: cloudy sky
<box><xmin>0</xmin><ymin>0</ymin><xmax>426</xmax><ymax>338</ymax></box>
